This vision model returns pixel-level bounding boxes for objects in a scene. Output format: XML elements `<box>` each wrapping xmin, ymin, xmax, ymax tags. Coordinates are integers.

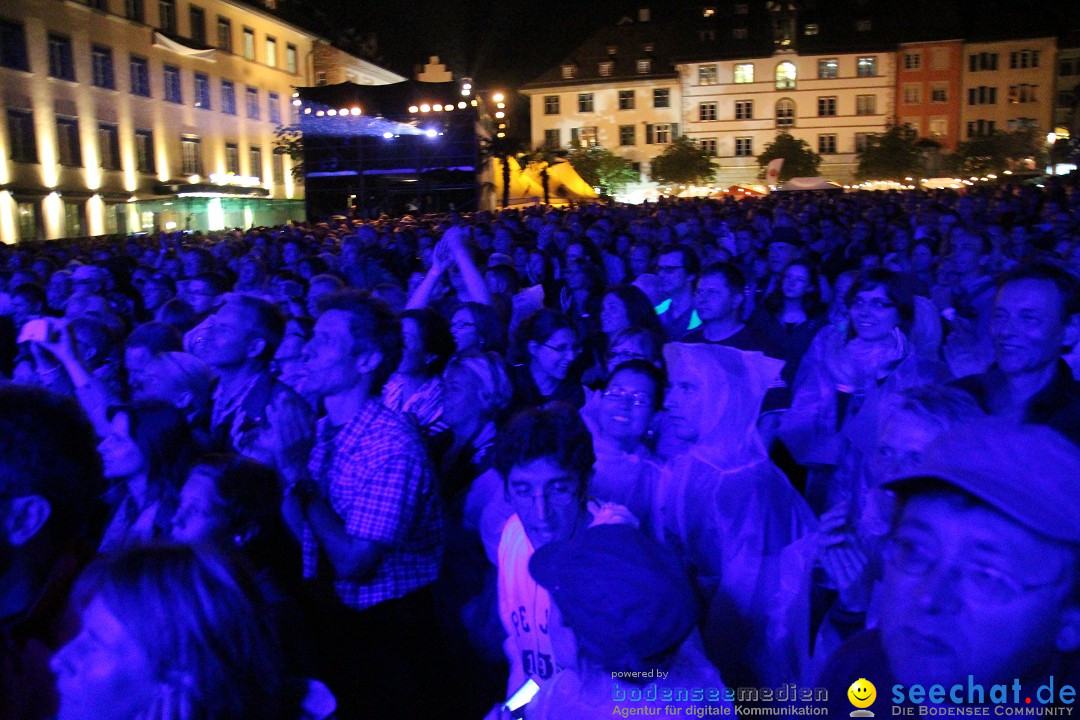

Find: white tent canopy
<box><xmin>775</xmin><ymin>177</ymin><xmax>843</xmax><ymax>192</ymax></box>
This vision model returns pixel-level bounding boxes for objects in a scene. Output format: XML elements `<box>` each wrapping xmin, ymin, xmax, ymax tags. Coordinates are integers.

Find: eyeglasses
<box><xmin>542</xmin><ymin>342</ymin><xmax>581</xmax><ymax>356</ymax></box>
<box><xmin>509</xmin><ymin>482</ymin><xmax>578</xmax><ymax>507</ymax></box>
<box><xmin>602</xmin><ymin>386</ymin><xmax>653</xmax><ymax>407</ymax></box>
<box><xmin>882</xmin><ymin>534</ymin><xmax>1063</xmax><ymax>605</ymax></box>
<box><xmin>849</xmin><ymin>297</ymin><xmax>896</xmax><ymax>311</ymax></box>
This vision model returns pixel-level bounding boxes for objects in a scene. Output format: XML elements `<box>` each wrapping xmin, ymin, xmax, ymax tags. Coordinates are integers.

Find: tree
<box><xmin>649</xmin><ymin>136</ymin><xmax>716</xmax><ymax>185</ymax></box>
<box><xmin>855</xmin><ymin>123</ymin><xmax>924</xmax><ymax>181</ymax></box>
<box><xmin>952</xmin><ymin>127</ymin><xmax>1045</xmax><ymax>176</ymax></box>
<box><xmin>756</xmin><ymin>132</ymin><xmax>821</xmax><ymax>181</ymax></box>
<box><xmin>272</xmin><ymin>124</ymin><xmax>304</xmax><ymax>181</ymax></box>
<box><xmin>566</xmin><ymin>146</ymin><xmax>638</xmax><ymax>195</ymax></box>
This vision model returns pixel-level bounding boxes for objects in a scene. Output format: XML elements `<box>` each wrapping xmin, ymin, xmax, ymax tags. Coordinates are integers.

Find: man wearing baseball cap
<box><xmin>818</xmin><ymin>418</ymin><xmax>1080</xmax><ymax>712</ymax></box>
<box><xmin>521</xmin><ymin>523</ymin><xmax>729</xmax><ymax>718</ymax></box>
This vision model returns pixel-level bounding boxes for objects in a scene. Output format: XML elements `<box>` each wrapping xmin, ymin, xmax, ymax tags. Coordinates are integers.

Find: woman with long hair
<box><xmin>98</xmin><ymin>401</ymin><xmax>193</xmax><ymax>552</ymax></box>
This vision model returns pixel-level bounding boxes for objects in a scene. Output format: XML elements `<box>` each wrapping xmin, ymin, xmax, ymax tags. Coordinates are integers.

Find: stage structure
<box><xmin>296</xmin><ymin>80</ymin><xmax>486</xmax><ymax>218</ymax></box>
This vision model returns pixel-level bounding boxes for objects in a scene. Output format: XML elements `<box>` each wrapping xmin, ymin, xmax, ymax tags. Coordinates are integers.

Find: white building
<box><xmin>677</xmin><ymin>49</ymin><xmax>895</xmax><ymax>185</ymax></box>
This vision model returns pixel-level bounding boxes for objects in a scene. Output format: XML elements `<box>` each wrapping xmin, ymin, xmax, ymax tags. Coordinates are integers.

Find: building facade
<box><xmin>1054</xmin><ymin>43</ymin><xmax>1080</xmax><ymax>139</ymax></box>
<box><xmin>894</xmin><ymin>40</ymin><xmax>964</xmax><ymax>151</ymax></box>
<box><xmin>520</xmin><ymin>8</ymin><xmax>683</xmax><ymax>182</ymax></box>
<box><xmin>678</xmin><ymin>49</ymin><xmax>895</xmax><ymax>185</ymax></box>
<box><xmin>960</xmin><ymin>37</ymin><xmax>1057</xmax><ymax>141</ymax></box>
<box><xmin>0</xmin><ymin>0</ymin><xmax>399</xmax><ymax>243</ymax></box>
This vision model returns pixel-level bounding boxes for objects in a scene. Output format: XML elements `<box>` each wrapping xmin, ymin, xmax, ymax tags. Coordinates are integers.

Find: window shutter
<box><xmin>571</xmin><ymin>127</ymin><xmax>580</xmax><ymax>147</ymax></box>
<box><xmin>645</xmin><ymin>124</ymin><xmax>654</xmax><ymax>144</ymax></box>
<box><xmin>671</xmin><ymin>123</ymin><xmax>680</xmax><ymax>139</ymax></box>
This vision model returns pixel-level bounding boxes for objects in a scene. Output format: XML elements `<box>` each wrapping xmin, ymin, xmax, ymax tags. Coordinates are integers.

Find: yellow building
<box><xmin>960</xmin><ymin>37</ymin><xmax>1057</xmax><ymax>142</ymax></box>
<box><xmin>0</xmin><ymin>0</ymin><xmax>401</xmax><ymax>242</ymax></box>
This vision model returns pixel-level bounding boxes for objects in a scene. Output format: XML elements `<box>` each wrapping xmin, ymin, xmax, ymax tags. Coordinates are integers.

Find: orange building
<box><xmin>895</xmin><ymin>40</ymin><xmax>964</xmax><ymax>150</ymax></box>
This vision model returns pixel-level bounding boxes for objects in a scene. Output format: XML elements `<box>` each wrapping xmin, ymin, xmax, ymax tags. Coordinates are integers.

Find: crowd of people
<box><xmin>3</xmin><ymin>177</ymin><xmax>1080</xmax><ymax>719</ymax></box>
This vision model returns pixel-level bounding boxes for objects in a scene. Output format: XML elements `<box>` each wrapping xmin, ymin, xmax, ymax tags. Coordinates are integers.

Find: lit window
<box><xmin>734</xmin><ymin>63</ymin><xmax>754</xmax><ymax>83</ymax></box>
<box><xmin>775</xmin><ymin>62</ymin><xmax>796</xmax><ymax>90</ymax></box>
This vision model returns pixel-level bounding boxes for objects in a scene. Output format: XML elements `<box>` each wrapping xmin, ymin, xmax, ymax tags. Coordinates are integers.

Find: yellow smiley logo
<box><xmin>848</xmin><ymin>678</ymin><xmax>876</xmax><ymax>709</ymax></box>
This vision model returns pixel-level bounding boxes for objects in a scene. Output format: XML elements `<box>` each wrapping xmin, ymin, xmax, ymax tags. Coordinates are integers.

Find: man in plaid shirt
<box><xmin>273</xmin><ymin>289</ymin><xmax>443</xmax><ymax>719</ymax></box>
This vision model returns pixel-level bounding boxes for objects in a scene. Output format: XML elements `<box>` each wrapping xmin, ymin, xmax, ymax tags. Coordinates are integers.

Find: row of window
<box><xmin>543</xmin><ymin>123</ymin><xmax>681</xmax><ymax>150</ymax></box>
<box><xmin>969</xmin><ymin>50</ymin><xmax>1042</xmax><ymax>72</ymax></box>
<box><xmin>695</xmin><ymin>94</ymin><xmax>879</xmax><ymax>121</ymax></box>
<box><xmin>694</xmin><ymin>57</ymin><xmax>879</xmax><ymax>87</ymax></box>
<box><xmin>0</xmin><ymin>14</ymin><xmax>299</xmax><ymax>75</ymax></box>
<box><xmin>6</xmin><ymin>108</ymin><xmax>285</xmax><ymax>181</ymax></box>
<box><xmin>964</xmin><ymin>84</ymin><xmax>1040</xmax><ymax>105</ymax></box>
<box><xmin>900</xmin><ymin>83</ymin><xmax>951</xmax><ymax>104</ymax></box>
<box><xmin>544</xmin><ymin>89</ymin><xmax>672</xmax><ymax>115</ymax></box>
<box><xmin>900</xmin><ymin>48</ymin><xmax>953</xmax><ymax>72</ymax></box>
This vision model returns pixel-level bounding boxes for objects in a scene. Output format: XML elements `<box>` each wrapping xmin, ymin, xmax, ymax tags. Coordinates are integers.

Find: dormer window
<box><xmin>607</xmin><ymin>45</ymin><xmax>617</xmax><ymax>55</ymax></box>
<box><xmin>562</xmin><ymin>64</ymin><xmax>576</xmax><ymax>79</ymax></box>
<box><xmin>637</xmin><ymin>58</ymin><xmax>652</xmax><ymax>74</ymax></box>
<box><xmin>643</xmin><ymin>42</ymin><xmax>655</xmax><ymax>52</ymax></box>
<box><xmin>599</xmin><ymin>61</ymin><xmax>613</xmax><ymax>76</ymax></box>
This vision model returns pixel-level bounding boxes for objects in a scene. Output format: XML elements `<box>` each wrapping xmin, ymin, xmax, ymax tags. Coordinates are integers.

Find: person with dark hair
<box><xmin>305</xmin><ymin>274</ymin><xmax>345</xmax><ymax>318</ymax></box>
<box><xmin>189</xmin><ymin>294</ymin><xmax>311</xmax><ymax>460</ymax></box>
<box><xmin>654</xmin><ymin>243</ymin><xmax>702</xmax><ymax>341</ymax></box>
<box><xmin>489</xmin><ymin>404</ymin><xmax>636</xmax><ymax>697</ymax></box>
<box><xmin>781</xmin><ymin>269</ymin><xmax>951</xmax><ymax>513</ymax></box>
<box><xmin>451</xmin><ymin>301</ymin><xmax>509</xmax><ymax>355</ymax></box>
<box><xmin>685</xmin><ymin>262</ymin><xmax>781</xmax><ymax>354</ymax></box>
<box><xmin>270</xmin><ymin>289</ymin><xmax>443</xmax><ymax>719</ymax></box>
<box><xmin>587</xmin><ymin>360</ymin><xmax>665</xmax><ymax>526</ymax></box>
<box><xmin>748</xmin><ymin>258</ymin><xmax>828</xmax><ymax>386</ymax></box>
<box><xmin>605</xmin><ymin>326</ymin><xmax>665</xmax><ymax>373</ymax></box>
<box><xmin>818</xmin><ymin>420</ymin><xmax>1080</xmax><ymax>714</ymax></box>
<box><xmin>0</xmin><ymin>386</ymin><xmax>105</xmax><ymax>720</ymax></box>
<box><xmin>52</xmin><ymin>544</ymin><xmax>300</xmax><ymax>720</ymax></box>
<box><xmin>171</xmin><ymin>453</ymin><xmax>303</xmax><ymax>609</ymax></box>
<box><xmin>181</xmin><ymin>271</ymin><xmax>228</xmax><ymax>318</ymax></box>
<box><xmin>139</xmin><ymin>272</ymin><xmax>175</xmax><ymax>318</ymax></box>
<box><xmin>510</xmin><ymin>308</ymin><xmax>585</xmax><ymax>411</ymax></box>
<box><xmin>154</xmin><ymin>296</ymin><xmax>199</xmax><ymax>334</ymax></box>
<box><xmin>581</xmin><ymin>285</ymin><xmax>666</xmax><ymax>388</ymax></box>
<box><xmin>951</xmin><ymin>260</ymin><xmax>1080</xmax><ymax>443</ymax></box>
<box><xmin>11</xmin><ymin>282</ymin><xmax>46</xmax><ymax>330</ymax></box>
<box><xmin>97</xmin><ymin>400</ymin><xmax>194</xmax><ymax>552</ymax></box>
<box><xmin>382</xmin><ymin>307</ymin><xmax>454</xmax><ymax>432</ymax></box>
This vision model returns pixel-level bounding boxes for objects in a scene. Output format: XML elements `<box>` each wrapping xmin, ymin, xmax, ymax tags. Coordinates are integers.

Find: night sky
<box><xmin>280</xmin><ymin>0</ymin><xmax>641</xmax><ymax>89</ymax></box>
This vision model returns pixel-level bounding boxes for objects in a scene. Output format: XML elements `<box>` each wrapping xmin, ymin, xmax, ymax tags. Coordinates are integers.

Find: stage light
<box><xmin>327</xmin><ymin>109</ymin><xmax>337</xmax><ymax>116</ymax></box>
<box><xmin>461</xmin><ymin>88</ymin><xmax>471</xmax><ymax>96</ymax></box>
<box><xmin>316</xmin><ymin>110</ymin><xmax>324</xmax><ymax>116</ymax></box>
<box><xmin>291</xmin><ymin>91</ymin><xmax>299</xmax><ymax>97</ymax></box>
<box><xmin>383</xmin><ymin>131</ymin><xmax>394</xmax><ymax>139</ymax></box>
<box><xmin>444</xmin><ymin>104</ymin><xmax>453</xmax><ymax>111</ymax></box>
<box><xmin>426</xmin><ymin>129</ymin><xmax>438</xmax><ymax>138</ymax></box>
<box><xmin>497</xmin><ymin>132</ymin><xmax>505</xmax><ymax>138</ymax></box>
<box><xmin>458</xmin><ymin>102</ymin><xmax>466</xmax><ymax>109</ymax></box>
<box><xmin>495</xmin><ymin>111</ymin><xmax>505</xmax><ymax>119</ymax></box>
<box><xmin>303</xmin><ymin>108</ymin><xmax>311</xmax><ymax>114</ymax></box>
<box><xmin>420</xmin><ymin>104</ymin><xmax>431</xmax><ymax>112</ymax></box>
<box><xmin>433</xmin><ymin>104</ymin><xmax>443</xmax><ymax>111</ymax></box>
<box><xmin>493</xmin><ymin>92</ymin><xmax>505</xmax><ymax>102</ymax></box>
<box><xmin>350</xmin><ymin>107</ymin><xmax>361</xmax><ymax>115</ymax></box>
<box><xmin>340</xmin><ymin>108</ymin><xmax>349</xmax><ymax>115</ymax></box>
<box><xmin>471</xmin><ymin>100</ymin><xmax>478</xmax><ymax>106</ymax></box>
<box><xmin>409</xmin><ymin>105</ymin><xmax>419</xmax><ymax>113</ymax></box>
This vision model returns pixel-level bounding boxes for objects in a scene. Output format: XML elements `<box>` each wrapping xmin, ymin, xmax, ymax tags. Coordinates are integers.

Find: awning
<box><xmin>153</xmin><ymin>32</ymin><xmax>216</xmax><ymax>61</ymax></box>
<box><xmin>154</xmin><ymin>181</ymin><xmax>269</xmax><ymax>198</ymax></box>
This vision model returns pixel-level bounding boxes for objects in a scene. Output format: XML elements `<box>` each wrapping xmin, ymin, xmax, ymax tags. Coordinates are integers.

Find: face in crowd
<box><xmin>880</xmin><ymin>492</ymin><xmax>1080</xmax><ymax>688</ymax></box>
<box><xmin>991</xmin><ymin>279</ymin><xmax>1078</xmax><ymax>378</ymax></box>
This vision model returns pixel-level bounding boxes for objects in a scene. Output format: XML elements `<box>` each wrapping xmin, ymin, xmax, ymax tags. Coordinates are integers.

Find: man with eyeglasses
<box><xmin>654</xmin><ymin>244</ymin><xmax>702</xmax><ymax>342</ymax></box>
<box><xmin>490</xmin><ymin>405</ymin><xmax>636</xmax><ymax>700</ymax></box>
<box><xmin>818</xmin><ymin>418</ymin><xmax>1080</xmax><ymax>712</ymax></box>
<box><xmin>951</xmin><ymin>261</ymin><xmax>1080</xmax><ymax>444</ymax></box>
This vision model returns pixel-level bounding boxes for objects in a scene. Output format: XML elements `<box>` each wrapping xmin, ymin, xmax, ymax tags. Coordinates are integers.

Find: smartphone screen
<box><xmin>503</xmin><ymin>678</ymin><xmax>540</xmax><ymax>716</ymax></box>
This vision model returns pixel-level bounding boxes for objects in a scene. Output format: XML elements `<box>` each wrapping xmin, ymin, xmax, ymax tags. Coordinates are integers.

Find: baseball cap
<box><xmin>882</xmin><ymin>418</ymin><xmax>1080</xmax><ymax>544</ymax></box>
<box><xmin>528</xmin><ymin>524</ymin><xmax>699</xmax><ymax>666</ymax></box>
